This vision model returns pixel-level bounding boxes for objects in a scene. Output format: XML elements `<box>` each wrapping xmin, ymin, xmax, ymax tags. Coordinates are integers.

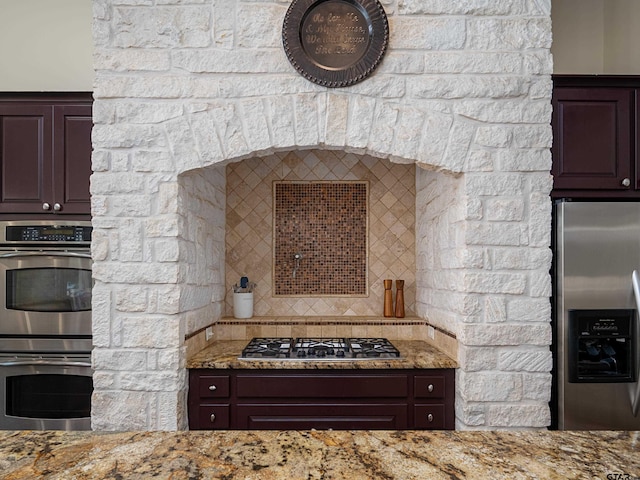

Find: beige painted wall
<box><xmin>603</xmin><ymin>0</ymin><xmax>640</xmax><ymax>74</ymax></box>
<box><xmin>552</xmin><ymin>0</ymin><xmax>640</xmax><ymax>74</ymax></box>
<box><xmin>0</xmin><ymin>0</ymin><xmax>93</xmax><ymax>91</ymax></box>
<box><xmin>552</xmin><ymin>0</ymin><xmax>605</xmax><ymax>73</ymax></box>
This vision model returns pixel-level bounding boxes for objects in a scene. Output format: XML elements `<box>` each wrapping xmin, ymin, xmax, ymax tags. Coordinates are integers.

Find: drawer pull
<box><xmin>210</xmin><ymin>413</ymin><xmax>216</xmax><ymax>423</ymax></box>
<box><xmin>427</xmin><ymin>413</ymin><xmax>434</xmax><ymax>423</ymax></box>
<box><xmin>208</xmin><ymin>385</ymin><xmax>217</xmax><ymax>391</ymax></box>
<box><xmin>428</xmin><ymin>384</ymin><xmax>434</xmax><ymax>393</ymax></box>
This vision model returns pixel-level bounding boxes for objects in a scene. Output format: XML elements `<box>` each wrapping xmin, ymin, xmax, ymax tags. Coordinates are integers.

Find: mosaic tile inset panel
<box><xmin>274</xmin><ymin>181</ymin><xmax>368</xmax><ymax>296</ymax></box>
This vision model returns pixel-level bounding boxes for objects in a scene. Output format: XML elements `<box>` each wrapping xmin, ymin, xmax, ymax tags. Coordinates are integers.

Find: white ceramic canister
<box><xmin>233</xmin><ymin>291</ymin><xmax>254</xmax><ymax>319</ymax></box>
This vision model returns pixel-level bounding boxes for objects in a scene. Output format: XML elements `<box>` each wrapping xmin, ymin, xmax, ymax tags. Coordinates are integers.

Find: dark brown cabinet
<box><xmin>551</xmin><ymin>76</ymin><xmax>640</xmax><ymax>198</ymax></box>
<box><xmin>0</xmin><ymin>93</ymin><xmax>93</xmax><ymax>216</ymax></box>
<box><xmin>188</xmin><ymin>369</ymin><xmax>455</xmax><ymax>430</ymax></box>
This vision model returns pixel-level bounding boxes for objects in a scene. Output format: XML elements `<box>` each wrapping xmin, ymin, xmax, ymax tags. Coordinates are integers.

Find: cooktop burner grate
<box><xmin>348</xmin><ymin>337</ymin><xmax>402</xmax><ymax>358</ymax></box>
<box><xmin>239</xmin><ymin>337</ymin><xmax>293</xmax><ymax>359</ymax></box>
<box><xmin>239</xmin><ymin>337</ymin><xmax>401</xmax><ymax>360</ymax></box>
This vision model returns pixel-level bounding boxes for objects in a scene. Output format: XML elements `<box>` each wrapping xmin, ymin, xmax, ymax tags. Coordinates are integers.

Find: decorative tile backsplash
<box><xmin>274</xmin><ymin>181</ymin><xmax>368</xmax><ymax>296</ymax></box>
<box><xmin>225</xmin><ymin>150</ymin><xmax>416</xmax><ymax>317</ymax></box>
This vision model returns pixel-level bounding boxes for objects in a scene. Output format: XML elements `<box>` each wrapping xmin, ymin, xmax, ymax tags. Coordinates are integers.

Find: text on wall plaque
<box><xmin>302</xmin><ymin>3</ymin><xmax>369</xmax><ymax>69</ymax></box>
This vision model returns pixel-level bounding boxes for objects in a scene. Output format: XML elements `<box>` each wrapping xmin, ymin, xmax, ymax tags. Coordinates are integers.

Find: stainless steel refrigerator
<box><xmin>555</xmin><ymin>200</ymin><xmax>640</xmax><ymax>430</ymax></box>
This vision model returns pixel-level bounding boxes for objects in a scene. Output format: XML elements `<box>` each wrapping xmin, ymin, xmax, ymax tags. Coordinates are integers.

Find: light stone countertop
<box><xmin>1</xmin><ymin>430</ymin><xmax>638</xmax><ymax>479</ymax></box>
<box><xmin>187</xmin><ymin>339</ymin><xmax>458</xmax><ymax>369</ymax></box>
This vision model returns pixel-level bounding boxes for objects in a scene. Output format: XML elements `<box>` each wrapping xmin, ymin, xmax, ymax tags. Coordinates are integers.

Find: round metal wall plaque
<box><xmin>283</xmin><ymin>0</ymin><xmax>389</xmax><ymax>88</ymax></box>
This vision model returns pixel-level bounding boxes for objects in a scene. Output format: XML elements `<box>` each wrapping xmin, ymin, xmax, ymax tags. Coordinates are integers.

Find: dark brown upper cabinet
<box><xmin>0</xmin><ymin>93</ymin><xmax>92</xmax><ymax>216</ymax></box>
<box><xmin>552</xmin><ymin>76</ymin><xmax>640</xmax><ymax>198</ymax></box>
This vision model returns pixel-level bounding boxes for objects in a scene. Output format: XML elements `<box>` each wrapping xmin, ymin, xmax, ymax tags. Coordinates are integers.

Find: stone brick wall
<box><xmin>92</xmin><ymin>0</ymin><xmax>553</xmax><ymax>430</ymax></box>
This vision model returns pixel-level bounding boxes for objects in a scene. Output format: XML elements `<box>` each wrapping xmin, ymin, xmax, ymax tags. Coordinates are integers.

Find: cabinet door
<box><xmin>414</xmin><ymin>375</ymin><xmax>446</xmax><ymax>399</ymax></box>
<box><xmin>0</xmin><ymin>105</ymin><xmax>53</xmax><ymax>213</ymax></box>
<box><xmin>194</xmin><ymin>405</ymin><xmax>230</xmax><ymax>429</ymax></box>
<box><xmin>52</xmin><ymin>104</ymin><xmax>92</xmax><ymax>215</ymax></box>
<box><xmin>236</xmin><ymin>373</ymin><xmax>408</xmax><ymax>398</ymax></box>
<box><xmin>195</xmin><ymin>375</ymin><xmax>230</xmax><ymax>399</ymax></box>
<box><xmin>414</xmin><ymin>404</ymin><xmax>446</xmax><ymax>429</ymax></box>
<box><xmin>552</xmin><ymin>87</ymin><xmax>633</xmax><ymax>191</ymax></box>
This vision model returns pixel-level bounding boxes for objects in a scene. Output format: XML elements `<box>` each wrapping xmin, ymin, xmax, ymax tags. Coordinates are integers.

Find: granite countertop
<box><xmin>1</xmin><ymin>430</ymin><xmax>638</xmax><ymax>479</ymax></box>
<box><xmin>187</xmin><ymin>340</ymin><xmax>458</xmax><ymax>369</ymax></box>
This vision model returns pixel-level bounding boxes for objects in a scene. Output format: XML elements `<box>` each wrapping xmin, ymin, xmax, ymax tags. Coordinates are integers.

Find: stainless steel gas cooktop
<box><xmin>239</xmin><ymin>337</ymin><xmax>401</xmax><ymax>360</ymax></box>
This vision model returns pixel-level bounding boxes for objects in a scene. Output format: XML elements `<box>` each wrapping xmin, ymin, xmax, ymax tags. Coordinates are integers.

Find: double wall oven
<box><xmin>0</xmin><ymin>220</ymin><xmax>92</xmax><ymax>430</ymax></box>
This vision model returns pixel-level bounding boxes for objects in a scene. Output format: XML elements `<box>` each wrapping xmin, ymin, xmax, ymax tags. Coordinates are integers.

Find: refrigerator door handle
<box><xmin>630</xmin><ymin>271</ymin><xmax>640</xmax><ymax>416</ymax></box>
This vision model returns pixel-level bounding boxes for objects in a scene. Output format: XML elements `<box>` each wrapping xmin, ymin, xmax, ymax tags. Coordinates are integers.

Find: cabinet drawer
<box><xmin>197</xmin><ymin>375</ymin><xmax>230</xmax><ymax>399</ymax></box>
<box><xmin>414</xmin><ymin>375</ymin><xmax>446</xmax><ymax>399</ymax></box>
<box><xmin>196</xmin><ymin>405</ymin><xmax>230</xmax><ymax>429</ymax></box>
<box><xmin>236</xmin><ymin>404</ymin><xmax>408</xmax><ymax>430</ymax></box>
<box><xmin>236</xmin><ymin>374</ymin><xmax>408</xmax><ymax>398</ymax></box>
<box><xmin>414</xmin><ymin>404</ymin><xmax>446</xmax><ymax>429</ymax></box>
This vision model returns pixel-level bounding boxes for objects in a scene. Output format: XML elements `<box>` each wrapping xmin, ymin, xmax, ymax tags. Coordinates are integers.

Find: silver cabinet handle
<box><xmin>427</xmin><ymin>413</ymin><xmax>434</xmax><ymax>423</ymax></box>
<box><xmin>210</xmin><ymin>413</ymin><xmax>216</xmax><ymax>423</ymax></box>
<box><xmin>53</xmin><ymin>203</ymin><xmax>62</xmax><ymax>212</ymax></box>
<box><xmin>622</xmin><ymin>178</ymin><xmax>631</xmax><ymax>187</ymax></box>
<box><xmin>42</xmin><ymin>202</ymin><xmax>51</xmax><ymax>211</ymax></box>
<box><xmin>428</xmin><ymin>384</ymin><xmax>434</xmax><ymax>392</ymax></box>
<box><xmin>208</xmin><ymin>385</ymin><xmax>217</xmax><ymax>391</ymax></box>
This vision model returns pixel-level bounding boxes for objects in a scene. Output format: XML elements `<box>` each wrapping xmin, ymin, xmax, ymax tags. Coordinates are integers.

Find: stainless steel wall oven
<box><xmin>0</xmin><ymin>220</ymin><xmax>92</xmax><ymax>430</ymax></box>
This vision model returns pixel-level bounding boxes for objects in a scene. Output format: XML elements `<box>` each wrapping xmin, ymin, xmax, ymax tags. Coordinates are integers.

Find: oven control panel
<box><xmin>0</xmin><ymin>222</ymin><xmax>92</xmax><ymax>244</ymax></box>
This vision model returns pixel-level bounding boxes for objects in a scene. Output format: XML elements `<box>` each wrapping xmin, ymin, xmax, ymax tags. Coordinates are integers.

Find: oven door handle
<box><xmin>0</xmin><ymin>251</ymin><xmax>91</xmax><ymax>259</ymax></box>
<box><xmin>0</xmin><ymin>359</ymin><xmax>92</xmax><ymax>368</ymax></box>
<box><xmin>630</xmin><ymin>270</ymin><xmax>640</xmax><ymax>416</ymax></box>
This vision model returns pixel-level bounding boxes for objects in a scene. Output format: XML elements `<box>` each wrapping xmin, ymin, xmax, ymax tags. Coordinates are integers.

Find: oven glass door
<box><xmin>7</xmin><ymin>267</ymin><xmax>92</xmax><ymax>312</ymax></box>
<box><xmin>0</xmin><ymin>356</ymin><xmax>92</xmax><ymax>430</ymax></box>
<box><xmin>8</xmin><ymin>374</ymin><xmax>91</xmax><ymax>418</ymax></box>
<box><xmin>0</xmin><ymin>251</ymin><xmax>92</xmax><ymax>335</ymax></box>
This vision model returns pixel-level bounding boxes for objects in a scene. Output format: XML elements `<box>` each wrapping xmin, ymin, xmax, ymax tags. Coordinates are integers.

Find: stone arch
<box><xmin>161</xmin><ymin>94</ymin><xmax>473</xmax><ymax>176</ymax></box>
